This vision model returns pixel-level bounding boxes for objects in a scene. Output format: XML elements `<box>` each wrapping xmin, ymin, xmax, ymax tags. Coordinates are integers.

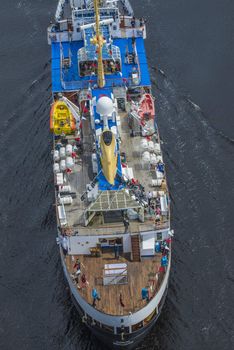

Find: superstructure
<box><xmin>48</xmin><ymin>1</ymin><xmax>173</xmax><ymax>348</ymax></box>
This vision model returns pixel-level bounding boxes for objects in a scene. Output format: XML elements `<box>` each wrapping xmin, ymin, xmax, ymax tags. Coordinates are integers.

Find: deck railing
<box><xmin>60</xmin><ymin>75</ymin><xmax>137</xmax><ymax>90</ymax></box>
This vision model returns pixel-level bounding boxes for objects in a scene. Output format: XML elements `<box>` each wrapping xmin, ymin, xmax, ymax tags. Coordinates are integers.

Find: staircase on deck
<box><xmin>131</xmin><ymin>234</ymin><xmax>141</xmax><ymax>262</ymax></box>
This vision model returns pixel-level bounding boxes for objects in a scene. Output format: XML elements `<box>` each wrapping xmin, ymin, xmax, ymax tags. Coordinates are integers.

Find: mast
<box><xmin>91</xmin><ymin>0</ymin><xmax>106</xmax><ymax>88</ymax></box>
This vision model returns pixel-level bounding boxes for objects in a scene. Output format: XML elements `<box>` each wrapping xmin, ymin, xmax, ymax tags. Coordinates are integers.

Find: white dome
<box><xmin>96</xmin><ymin>96</ymin><xmax>114</xmax><ymax>116</ymax></box>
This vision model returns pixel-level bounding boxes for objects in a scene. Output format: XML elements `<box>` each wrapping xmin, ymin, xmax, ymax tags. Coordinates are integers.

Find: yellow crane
<box><xmin>91</xmin><ymin>0</ymin><xmax>106</xmax><ymax>88</ymax></box>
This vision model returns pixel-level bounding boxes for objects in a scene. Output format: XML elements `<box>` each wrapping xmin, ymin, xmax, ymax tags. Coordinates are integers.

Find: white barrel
<box><xmin>58</xmin><ymin>185</ymin><xmax>71</xmax><ymax>193</ymax></box>
<box><xmin>142</xmin><ymin>151</ymin><xmax>150</xmax><ymax>163</ymax></box>
<box><xmin>156</xmin><ymin>155</ymin><xmax>163</xmax><ymax>163</ymax></box>
<box><xmin>59</xmin><ymin>196</ymin><xmax>73</xmax><ymax>205</ymax></box>
<box><xmin>53</xmin><ymin>150</ymin><xmax>60</xmax><ymax>162</ymax></box>
<box><xmin>66</xmin><ymin>157</ymin><xmax>74</xmax><ymax>169</ymax></box>
<box><xmin>92</xmin><ymin>153</ymin><xmax>98</xmax><ymax>174</ymax></box>
<box><xmin>140</xmin><ymin>138</ymin><xmax>148</xmax><ymax>150</ymax></box>
<box><xmin>66</xmin><ymin>144</ymin><xmax>73</xmax><ymax>156</ymax></box>
<box><xmin>150</xmin><ymin>153</ymin><xmax>157</xmax><ymax>165</ymax></box>
<box><xmin>60</xmin><ymin>159</ymin><xmax>66</xmax><ymax>171</ymax></box>
<box><xmin>148</xmin><ymin>141</ymin><xmax>154</xmax><ymax>152</ymax></box>
<box><xmin>158</xmin><ymin>190</ymin><xmax>165</xmax><ymax>197</ymax></box>
<box><xmin>154</xmin><ymin>143</ymin><xmax>161</xmax><ymax>154</ymax></box>
<box><xmin>59</xmin><ymin>147</ymin><xmax>66</xmax><ymax>159</ymax></box>
<box><xmin>152</xmin><ymin>179</ymin><xmax>162</xmax><ymax>187</ymax></box>
<box><xmin>156</xmin><ymin>170</ymin><xmax>164</xmax><ymax>180</ymax></box>
<box><xmin>53</xmin><ymin>163</ymin><xmax>60</xmax><ymax>174</ymax></box>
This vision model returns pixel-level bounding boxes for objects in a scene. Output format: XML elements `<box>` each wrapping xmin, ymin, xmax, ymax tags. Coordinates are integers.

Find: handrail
<box><xmin>60</xmin><ymin>75</ymin><xmax>137</xmax><ymax>90</ymax></box>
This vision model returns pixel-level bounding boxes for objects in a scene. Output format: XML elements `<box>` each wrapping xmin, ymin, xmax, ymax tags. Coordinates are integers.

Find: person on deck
<box><xmin>120</xmin><ymin>293</ymin><xmax>125</xmax><ymax>307</ymax></box>
<box><xmin>131</xmin><ymin>16</ymin><xmax>136</xmax><ymax>28</ymax></box>
<box><xmin>123</xmin><ymin>217</ymin><xmax>129</xmax><ymax>233</ymax></box>
<box><xmin>114</xmin><ymin>243</ymin><xmax>120</xmax><ymax>259</ymax></box>
<box><xmin>81</xmin><ymin>273</ymin><xmax>89</xmax><ymax>288</ymax></box>
<box><xmin>61</xmin><ymin>235</ymin><xmax>68</xmax><ymax>256</ymax></box>
<box><xmin>74</xmin><ymin>258</ymin><xmax>83</xmax><ymax>278</ymax></box>
<box><xmin>92</xmin><ymin>288</ymin><xmax>100</xmax><ymax>307</ymax></box>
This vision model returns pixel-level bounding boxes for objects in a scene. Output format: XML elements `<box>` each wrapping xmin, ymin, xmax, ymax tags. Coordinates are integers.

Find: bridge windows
<box><xmin>79</xmin><ymin>59</ymin><xmax>121</xmax><ymax>77</ymax></box>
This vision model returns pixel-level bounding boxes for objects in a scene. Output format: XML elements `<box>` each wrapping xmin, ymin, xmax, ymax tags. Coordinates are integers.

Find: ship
<box><xmin>48</xmin><ymin>1</ymin><xmax>173</xmax><ymax>349</ymax></box>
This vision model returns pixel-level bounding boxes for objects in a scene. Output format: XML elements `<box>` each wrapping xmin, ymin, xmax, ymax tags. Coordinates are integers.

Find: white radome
<box><xmin>96</xmin><ymin>96</ymin><xmax>114</xmax><ymax>116</ymax></box>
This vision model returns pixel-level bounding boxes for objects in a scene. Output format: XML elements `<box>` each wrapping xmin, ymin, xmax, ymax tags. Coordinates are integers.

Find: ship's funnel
<box><xmin>100</xmin><ymin>130</ymin><xmax>117</xmax><ymax>185</ymax></box>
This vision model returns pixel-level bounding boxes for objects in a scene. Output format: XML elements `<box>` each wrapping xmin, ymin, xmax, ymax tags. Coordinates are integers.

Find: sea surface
<box><xmin>0</xmin><ymin>1</ymin><xmax>234</xmax><ymax>349</ymax></box>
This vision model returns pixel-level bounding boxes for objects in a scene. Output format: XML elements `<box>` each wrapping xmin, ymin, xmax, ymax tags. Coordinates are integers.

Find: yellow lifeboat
<box><xmin>50</xmin><ymin>101</ymin><xmax>76</xmax><ymax>135</ymax></box>
<box><xmin>100</xmin><ymin>130</ymin><xmax>117</xmax><ymax>185</ymax></box>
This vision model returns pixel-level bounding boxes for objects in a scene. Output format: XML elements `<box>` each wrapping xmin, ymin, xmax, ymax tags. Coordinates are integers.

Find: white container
<box><xmin>140</xmin><ymin>138</ymin><xmax>148</xmax><ymax>150</ymax></box>
<box><xmin>56</xmin><ymin>173</ymin><xmax>64</xmax><ymax>186</ymax></box>
<box><xmin>60</xmin><ymin>159</ymin><xmax>66</xmax><ymax>171</ymax></box>
<box><xmin>53</xmin><ymin>163</ymin><xmax>60</xmax><ymax>174</ymax></box>
<box><xmin>156</xmin><ymin>170</ymin><xmax>164</xmax><ymax>180</ymax></box>
<box><xmin>59</xmin><ymin>196</ymin><xmax>73</xmax><ymax>205</ymax></box>
<box><xmin>66</xmin><ymin>144</ymin><xmax>73</xmax><ymax>156</ymax></box>
<box><xmin>66</xmin><ymin>157</ymin><xmax>74</xmax><ymax>169</ymax></box>
<box><xmin>152</xmin><ymin>191</ymin><xmax>158</xmax><ymax>198</ymax></box>
<box><xmin>53</xmin><ymin>150</ymin><xmax>60</xmax><ymax>162</ymax></box>
<box><xmin>59</xmin><ymin>185</ymin><xmax>71</xmax><ymax>193</ymax></box>
<box><xmin>59</xmin><ymin>147</ymin><xmax>66</xmax><ymax>159</ymax></box>
<box><xmin>158</xmin><ymin>191</ymin><xmax>165</xmax><ymax>197</ymax></box>
<box><xmin>127</xmin><ymin>208</ymin><xmax>138</xmax><ymax>220</ymax></box>
<box><xmin>92</xmin><ymin>153</ymin><xmax>98</xmax><ymax>174</ymax></box>
<box><xmin>154</xmin><ymin>143</ymin><xmax>161</xmax><ymax>154</ymax></box>
<box><xmin>148</xmin><ymin>141</ymin><xmax>154</xmax><ymax>152</ymax></box>
<box><xmin>156</xmin><ymin>155</ymin><xmax>163</xmax><ymax>163</ymax></box>
<box><xmin>150</xmin><ymin>153</ymin><xmax>157</xmax><ymax>165</ymax></box>
<box><xmin>152</xmin><ymin>179</ymin><xmax>162</xmax><ymax>187</ymax></box>
<box><xmin>142</xmin><ymin>151</ymin><xmax>150</xmax><ymax>163</ymax></box>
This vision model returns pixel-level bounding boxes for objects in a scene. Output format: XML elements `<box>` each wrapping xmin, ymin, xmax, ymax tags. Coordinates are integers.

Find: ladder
<box><xmin>131</xmin><ymin>234</ymin><xmax>141</xmax><ymax>262</ymax></box>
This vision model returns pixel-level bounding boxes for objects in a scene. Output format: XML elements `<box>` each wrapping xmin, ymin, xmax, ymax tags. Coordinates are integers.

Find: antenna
<box><xmin>91</xmin><ymin>0</ymin><xmax>106</xmax><ymax>88</ymax></box>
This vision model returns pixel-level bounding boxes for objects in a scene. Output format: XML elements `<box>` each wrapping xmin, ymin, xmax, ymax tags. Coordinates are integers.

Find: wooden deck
<box><xmin>66</xmin><ymin>251</ymin><xmax>163</xmax><ymax>316</ymax></box>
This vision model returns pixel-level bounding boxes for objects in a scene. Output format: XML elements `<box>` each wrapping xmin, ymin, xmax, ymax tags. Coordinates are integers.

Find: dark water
<box><xmin>0</xmin><ymin>1</ymin><xmax>234</xmax><ymax>349</ymax></box>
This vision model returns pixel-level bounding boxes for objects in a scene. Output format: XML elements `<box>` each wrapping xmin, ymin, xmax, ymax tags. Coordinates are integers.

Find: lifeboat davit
<box><xmin>138</xmin><ymin>93</ymin><xmax>155</xmax><ymax>120</ymax></box>
<box><xmin>100</xmin><ymin>130</ymin><xmax>117</xmax><ymax>185</ymax></box>
<box><xmin>50</xmin><ymin>101</ymin><xmax>76</xmax><ymax>135</ymax></box>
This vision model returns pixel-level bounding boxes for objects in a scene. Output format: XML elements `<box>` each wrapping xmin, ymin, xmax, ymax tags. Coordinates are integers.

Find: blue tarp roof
<box><xmin>51</xmin><ymin>37</ymin><xmax>151</xmax><ymax>92</ymax></box>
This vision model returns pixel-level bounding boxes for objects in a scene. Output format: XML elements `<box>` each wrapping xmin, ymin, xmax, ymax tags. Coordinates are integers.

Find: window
<box><xmin>86</xmin><ymin>315</ymin><xmax>92</xmax><ymax>325</ymax></box>
<box><xmin>132</xmin><ymin>321</ymin><xmax>143</xmax><ymax>332</ymax></box>
<box><xmin>117</xmin><ymin>326</ymin><xmax>129</xmax><ymax>334</ymax></box>
<box><xmin>102</xmin><ymin>324</ymin><xmax>114</xmax><ymax>333</ymax></box>
<box><xmin>102</xmin><ymin>130</ymin><xmax>113</xmax><ymax>146</ymax></box>
<box><xmin>99</xmin><ymin>238</ymin><xmax>107</xmax><ymax>244</ymax></box>
<box><xmin>157</xmin><ymin>232</ymin><xmax>162</xmax><ymax>241</ymax></box>
<box><xmin>144</xmin><ymin>309</ymin><xmax>156</xmax><ymax>325</ymax></box>
<box><xmin>92</xmin><ymin>320</ymin><xmax>102</xmax><ymax>328</ymax></box>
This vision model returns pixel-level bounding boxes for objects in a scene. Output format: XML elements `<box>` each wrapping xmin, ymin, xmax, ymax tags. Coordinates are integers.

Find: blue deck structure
<box><xmin>51</xmin><ymin>37</ymin><xmax>151</xmax><ymax>92</ymax></box>
<box><xmin>92</xmin><ymin>89</ymin><xmax>123</xmax><ymax>191</ymax></box>
<box><xmin>51</xmin><ymin>27</ymin><xmax>151</xmax><ymax>189</ymax></box>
